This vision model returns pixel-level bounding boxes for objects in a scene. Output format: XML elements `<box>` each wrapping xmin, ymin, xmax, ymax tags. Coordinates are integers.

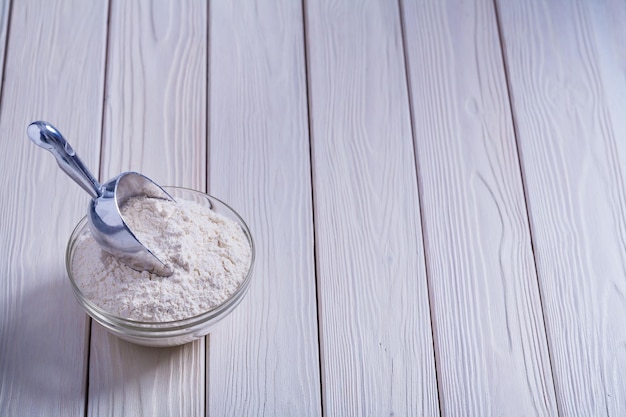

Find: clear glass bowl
<box><xmin>66</xmin><ymin>187</ymin><xmax>255</xmax><ymax>347</ymax></box>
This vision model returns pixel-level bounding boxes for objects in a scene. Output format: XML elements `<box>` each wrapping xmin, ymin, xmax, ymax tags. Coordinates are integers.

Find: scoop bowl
<box><xmin>28</xmin><ymin>121</ymin><xmax>174</xmax><ymax>276</ymax></box>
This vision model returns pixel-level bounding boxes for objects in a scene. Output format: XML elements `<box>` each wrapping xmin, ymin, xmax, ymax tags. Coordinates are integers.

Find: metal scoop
<box><xmin>28</xmin><ymin>121</ymin><xmax>174</xmax><ymax>277</ymax></box>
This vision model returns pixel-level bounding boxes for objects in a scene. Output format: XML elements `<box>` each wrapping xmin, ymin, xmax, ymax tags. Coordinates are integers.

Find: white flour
<box><xmin>72</xmin><ymin>196</ymin><xmax>252</xmax><ymax>322</ymax></box>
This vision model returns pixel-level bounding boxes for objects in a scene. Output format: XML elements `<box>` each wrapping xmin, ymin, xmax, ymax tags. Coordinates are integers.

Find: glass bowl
<box><xmin>66</xmin><ymin>187</ymin><xmax>255</xmax><ymax>347</ymax></box>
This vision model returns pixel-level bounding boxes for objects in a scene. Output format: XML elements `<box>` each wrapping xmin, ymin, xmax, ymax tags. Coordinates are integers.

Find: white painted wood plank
<box><xmin>100</xmin><ymin>0</ymin><xmax>207</xmax><ymax>190</ymax></box>
<box><xmin>401</xmin><ymin>0</ymin><xmax>557</xmax><ymax>415</ymax></box>
<box><xmin>0</xmin><ymin>1</ymin><xmax>108</xmax><ymax>416</ymax></box>
<box><xmin>87</xmin><ymin>1</ymin><xmax>207</xmax><ymax>416</ymax></box>
<box><xmin>0</xmin><ymin>0</ymin><xmax>9</xmax><ymax>95</ymax></box>
<box><xmin>497</xmin><ymin>0</ymin><xmax>626</xmax><ymax>414</ymax></box>
<box><xmin>207</xmin><ymin>1</ymin><xmax>321</xmax><ymax>415</ymax></box>
<box><xmin>305</xmin><ymin>1</ymin><xmax>439</xmax><ymax>415</ymax></box>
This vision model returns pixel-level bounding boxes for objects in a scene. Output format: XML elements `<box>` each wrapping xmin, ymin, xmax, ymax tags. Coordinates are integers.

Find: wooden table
<box><xmin>1</xmin><ymin>0</ymin><xmax>625</xmax><ymax>415</ymax></box>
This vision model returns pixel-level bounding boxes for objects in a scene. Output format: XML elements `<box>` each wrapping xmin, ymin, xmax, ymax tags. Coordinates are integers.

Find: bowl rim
<box><xmin>65</xmin><ymin>186</ymin><xmax>255</xmax><ymax>334</ymax></box>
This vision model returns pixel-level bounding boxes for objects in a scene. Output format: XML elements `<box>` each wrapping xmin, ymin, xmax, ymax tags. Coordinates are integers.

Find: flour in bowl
<box><xmin>71</xmin><ymin>196</ymin><xmax>252</xmax><ymax>322</ymax></box>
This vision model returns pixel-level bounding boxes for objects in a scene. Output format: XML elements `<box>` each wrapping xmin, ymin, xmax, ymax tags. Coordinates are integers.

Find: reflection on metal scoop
<box><xmin>28</xmin><ymin>121</ymin><xmax>174</xmax><ymax>277</ymax></box>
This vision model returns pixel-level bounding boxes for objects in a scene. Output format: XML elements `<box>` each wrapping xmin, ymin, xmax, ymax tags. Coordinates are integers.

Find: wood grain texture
<box><xmin>88</xmin><ymin>339</ymin><xmax>205</xmax><ymax>416</ymax></box>
<box><xmin>88</xmin><ymin>1</ymin><xmax>207</xmax><ymax>416</ymax></box>
<box><xmin>207</xmin><ymin>0</ymin><xmax>322</xmax><ymax>415</ymax></box>
<box><xmin>0</xmin><ymin>1</ymin><xmax>108</xmax><ymax>416</ymax></box>
<box><xmin>305</xmin><ymin>1</ymin><xmax>439</xmax><ymax>415</ymax></box>
<box><xmin>401</xmin><ymin>0</ymin><xmax>557</xmax><ymax>415</ymax></box>
<box><xmin>101</xmin><ymin>0</ymin><xmax>207</xmax><ymax>189</ymax></box>
<box><xmin>497</xmin><ymin>0</ymin><xmax>626</xmax><ymax>415</ymax></box>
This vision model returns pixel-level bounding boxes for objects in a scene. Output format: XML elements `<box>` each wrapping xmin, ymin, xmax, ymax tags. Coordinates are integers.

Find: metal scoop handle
<box><xmin>27</xmin><ymin>121</ymin><xmax>102</xmax><ymax>199</ymax></box>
